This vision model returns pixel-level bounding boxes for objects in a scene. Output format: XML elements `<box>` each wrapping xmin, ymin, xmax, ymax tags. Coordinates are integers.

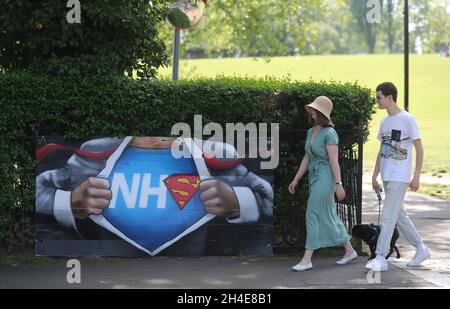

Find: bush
<box><xmin>0</xmin><ymin>0</ymin><xmax>169</xmax><ymax>78</ymax></box>
<box><xmin>0</xmin><ymin>72</ymin><xmax>376</xmax><ymax>252</ymax></box>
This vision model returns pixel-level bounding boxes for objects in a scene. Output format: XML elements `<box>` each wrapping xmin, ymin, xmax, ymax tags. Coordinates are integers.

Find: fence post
<box><xmin>357</xmin><ymin>118</ymin><xmax>364</xmax><ymax>225</ymax></box>
<box><xmin>353</xmin><ymin>118</ymin><xmax>365</xmax><ymax>252</ymax></box>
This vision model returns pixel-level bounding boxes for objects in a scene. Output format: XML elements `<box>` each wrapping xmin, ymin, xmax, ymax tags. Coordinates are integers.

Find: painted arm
<box><xmin>36</xmin><ymin>138</ymin><xmax>122</xmax><ymax>230</ymax></box>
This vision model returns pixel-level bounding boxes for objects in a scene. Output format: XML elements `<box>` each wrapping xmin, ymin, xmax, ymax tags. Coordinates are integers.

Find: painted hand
<box><xmin>199</xmin><ymin>179</ymin><xmax>240</xmax><ymax>218</ymax></box>
<box><xmin>71</xmin><ymin>177</ymin><xmax>112</xmax><ymax>219</ymax></box>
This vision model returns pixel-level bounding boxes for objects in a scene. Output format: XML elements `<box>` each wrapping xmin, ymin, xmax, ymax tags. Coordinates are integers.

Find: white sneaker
<box><xmin>292</xmin><ymin>262</ymin><xmax>313</xmax><ymax>272</ymax></box>
<box><xmin>366</xmin><ymin>258</ymin><xmax>388</xmax><ymax>272</ymax></box>
<box><xmin>365</xmin><ymin>259</ymin><xmax>376</xmax><ymax>270</ymax></box>
<box><xmin>407</xmin><ymin>245</ymin><xmax>431</xmax><ymax>267</ymax></box>
<box><xmin>336</xmin><ymin>250</ymin><xmax>358</xmax><ymax>265</ymax></box>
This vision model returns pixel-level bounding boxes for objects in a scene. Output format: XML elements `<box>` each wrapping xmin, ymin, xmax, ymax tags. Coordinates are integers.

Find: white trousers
<box><xmin>375</xmin><ymin>181</ymin><xmax>423</xmax><ymax>257</ymax></box>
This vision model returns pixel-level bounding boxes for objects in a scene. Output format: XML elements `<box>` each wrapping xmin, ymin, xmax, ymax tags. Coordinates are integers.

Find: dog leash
<box><xmin>376</xmin><ymin>189</ymin><xmax>383</xmax><ymax>224</ymax></box>
<box><xmin>365</xmin><ymin>191</ymin><xmax>383</xmax><ymax>246</ymax></box>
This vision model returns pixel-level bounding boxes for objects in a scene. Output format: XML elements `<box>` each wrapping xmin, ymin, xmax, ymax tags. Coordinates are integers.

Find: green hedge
<box><xmin>0</xmin><ymin>72</ymin><xmax>376</xmax><ymax>252</ymax></box>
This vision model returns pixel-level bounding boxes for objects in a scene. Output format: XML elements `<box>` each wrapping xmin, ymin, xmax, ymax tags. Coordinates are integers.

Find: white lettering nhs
<box><xmin>109</xmin><ymin>173</ymin><xmax>168</xmax><ymax>209</ymax></box>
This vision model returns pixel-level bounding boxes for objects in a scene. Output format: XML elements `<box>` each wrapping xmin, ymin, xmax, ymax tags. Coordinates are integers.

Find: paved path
<box><xmin>1</xmin><ymin>178</ymin><xmax>449</xmax><ymax>289</ymax></box>
<box><xmin>0</xmin><ymin>256</ymin><xmax>439</xmax><ymax>289</ymax></box>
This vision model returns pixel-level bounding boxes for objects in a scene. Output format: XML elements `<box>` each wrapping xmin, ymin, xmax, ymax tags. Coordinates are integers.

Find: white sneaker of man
<box><xmin>365</xmin><ymin>259</ymin><xmax>376</xmax><ymax>270</ymax></box>
<box><xmin>365</xmin><ymin>256</ymin><xmax>388</xmax><ymax>272</ymax></box>
<box><xmin>407</xmin><ymin>244</ymin><xmax>431</xmax><ymax>267</ymax></box>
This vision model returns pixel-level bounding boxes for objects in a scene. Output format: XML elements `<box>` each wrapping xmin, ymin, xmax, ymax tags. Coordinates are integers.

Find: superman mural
<box><xmin>36</xmin><ymin>136</ymin><xmax>274</xmax><ymax>256</ymax></box>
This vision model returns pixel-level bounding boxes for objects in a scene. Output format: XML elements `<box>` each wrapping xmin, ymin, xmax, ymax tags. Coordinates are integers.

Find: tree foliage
<box><xmin>159</xmin><ymin>0</ymin><xmax>449</xmax><ymax>57</ymax></box>
<box><xmin>0</xmin><ymin>0</ymin><xmax>169</xmax><ymax>78</ymax></box>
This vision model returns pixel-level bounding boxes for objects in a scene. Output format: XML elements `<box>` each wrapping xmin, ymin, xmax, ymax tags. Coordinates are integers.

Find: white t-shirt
<box><xmin>377</xmin><ymin>110</ymin><xmax>421</xmax><ymax>183</ymax></box>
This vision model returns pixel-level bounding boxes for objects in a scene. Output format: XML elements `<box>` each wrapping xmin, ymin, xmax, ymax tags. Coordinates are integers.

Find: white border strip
<box><xmin>185</xmin><ymin>138</ymin><xmax>212</xmax><ymax>181</ymax></box>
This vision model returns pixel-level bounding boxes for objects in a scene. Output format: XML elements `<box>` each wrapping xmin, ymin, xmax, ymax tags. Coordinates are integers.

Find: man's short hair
<box><xmin>376</xmin><ymin>82</ymin><xmax>398</xmax><ymax>102</ymax></box>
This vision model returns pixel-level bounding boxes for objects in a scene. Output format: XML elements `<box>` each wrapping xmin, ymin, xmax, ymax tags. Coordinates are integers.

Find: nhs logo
<box><xmin>109</xmin><ymin>173</ymin><xmax>168</xmax><ymax>209</ymax></box>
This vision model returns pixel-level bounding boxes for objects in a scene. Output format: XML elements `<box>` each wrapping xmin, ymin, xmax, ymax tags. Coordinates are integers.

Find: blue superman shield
<box><xmin>90</xmin><ymin>138</ymin><xmax>214</xmax><ymax>255</ymax></box>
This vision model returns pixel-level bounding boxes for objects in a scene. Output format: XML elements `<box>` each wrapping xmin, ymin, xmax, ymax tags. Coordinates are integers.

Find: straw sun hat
<box><xmin>305</xmin><ymin>96</ymin><xmax>333</xmax><ymax>121</ymax></box>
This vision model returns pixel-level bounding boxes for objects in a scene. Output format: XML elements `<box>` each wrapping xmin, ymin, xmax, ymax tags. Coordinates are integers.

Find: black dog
<box><xmin>352</xmin><ymin>224</ymin><xmax>401</xmax><ymax>260</ymax></box>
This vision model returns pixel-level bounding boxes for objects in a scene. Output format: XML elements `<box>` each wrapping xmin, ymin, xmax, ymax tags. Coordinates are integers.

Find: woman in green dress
<box><xmin>288</xmin><ymin>96</ymin><xmax>357</xmax><ymax>271</ymax></box>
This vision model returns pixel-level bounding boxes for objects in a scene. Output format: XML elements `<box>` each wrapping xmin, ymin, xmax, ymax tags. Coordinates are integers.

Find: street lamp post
<box><xmin>166</xmin><ymin>0</ymin><xmax>208</xmax><ymax>81</ymax></box>
<box><xmin>172</xmin><ymin>28</ymin><xmax>181</xmax><ymax>81</ymax></box>
<box><xmin>404</xmin><ymin>0</ymin><xmax>409</xmax><ymax>111</ymax></box>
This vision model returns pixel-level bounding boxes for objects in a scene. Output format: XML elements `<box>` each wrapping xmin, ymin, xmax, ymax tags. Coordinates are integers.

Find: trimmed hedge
<box><xmin>0</xmin><ymin>73</ymin><xmax>376</xmax><ymax>252</ymax></box>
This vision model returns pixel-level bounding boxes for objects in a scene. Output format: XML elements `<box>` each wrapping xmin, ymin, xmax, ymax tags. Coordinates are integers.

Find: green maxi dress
<box><xmin>304</xmin><ymin>126</ymin><xmax>351</xmax><ymax>250</ymax></box>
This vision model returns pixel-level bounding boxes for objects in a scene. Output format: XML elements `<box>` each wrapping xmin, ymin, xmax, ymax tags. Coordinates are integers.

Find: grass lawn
<box><xmin>418</xmin><ymin>183</ymin><xmax>450</xmax><ymax>200</ymax></box>
<box><xmin>159</xmin><ymin>54</ymin><xmax>450</xmax><ymax>174</ymax></box>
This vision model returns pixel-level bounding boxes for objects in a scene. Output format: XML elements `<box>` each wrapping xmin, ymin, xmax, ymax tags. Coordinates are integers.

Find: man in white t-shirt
<box><xmin>365</xmin><ymin>82</ymin><xmax>431</xmax><ymax>272</ymax></box>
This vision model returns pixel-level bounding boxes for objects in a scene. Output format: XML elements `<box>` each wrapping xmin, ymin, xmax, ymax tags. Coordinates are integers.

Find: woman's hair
<box><xmin>308</xmin><ymin>109</ymin><xmax>334</xmax><ymax>128</ymax></box>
